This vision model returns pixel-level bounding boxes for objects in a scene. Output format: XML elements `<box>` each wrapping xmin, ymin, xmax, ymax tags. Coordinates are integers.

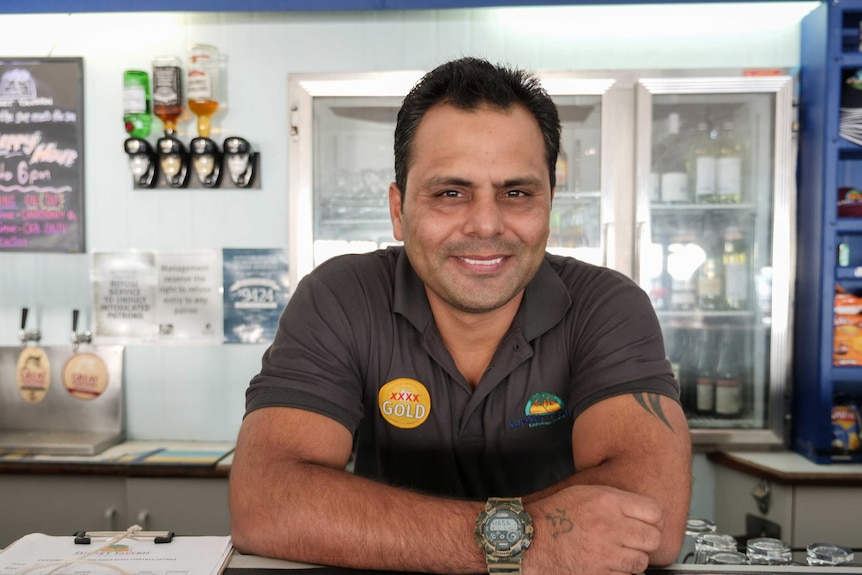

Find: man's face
<box><xmin>389</xmin><ymin>102</ymin><xmax>552</xmax><ymax>314</ymax></box>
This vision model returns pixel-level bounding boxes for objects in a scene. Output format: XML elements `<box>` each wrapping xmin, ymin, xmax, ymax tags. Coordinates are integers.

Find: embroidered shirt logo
<box><xmin>509</xmin><ymin>392</ymin><xmax>569</xmax><ymax>429</ymax></box>
<box><xmin>378</xmin><ymin>378</ymin><xmax>431</xmax><ymax>429</ymax></box>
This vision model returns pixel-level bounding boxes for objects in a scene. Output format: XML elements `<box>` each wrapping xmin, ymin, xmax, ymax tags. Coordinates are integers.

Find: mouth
<box><xmin>456</xmin><ymin>255</ymin><xmax>508</xmax><ymax>271</ymax></box>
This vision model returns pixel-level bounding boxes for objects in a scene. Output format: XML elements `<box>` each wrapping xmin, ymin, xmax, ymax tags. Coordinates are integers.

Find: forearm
<box><xmin>230</xmin><ymin>456</ymin><xmax>486</xmax><ymax>574</ymax></box>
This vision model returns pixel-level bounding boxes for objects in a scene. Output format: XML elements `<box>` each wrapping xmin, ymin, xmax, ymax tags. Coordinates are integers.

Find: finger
<box><xmin>618</xmin><ymin>492</ymin><xmax>663</xmax><ymax>525</ymax></box>
<box><xmin>613</xmin><ymin>548</ymin><xmax>651</xmax><ymax>575</ymax></box>
<box><xmin>619</xmin><ymin>520</ymin><xmax>662</xmax><ymax>553</ymax></box>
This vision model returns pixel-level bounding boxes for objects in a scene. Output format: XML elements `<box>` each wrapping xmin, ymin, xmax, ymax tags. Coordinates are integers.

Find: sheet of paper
<box><xmin>0</xmin><ymin>532</ymin><xmax>233</xmax><ymax>575</ymax></box>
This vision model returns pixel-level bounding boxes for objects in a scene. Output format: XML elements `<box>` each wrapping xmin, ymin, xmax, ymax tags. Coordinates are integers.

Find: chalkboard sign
<box><xmin>0</xmin><ymin>57</ymin><xmax>85</xmax><ymax>252</ymax></box>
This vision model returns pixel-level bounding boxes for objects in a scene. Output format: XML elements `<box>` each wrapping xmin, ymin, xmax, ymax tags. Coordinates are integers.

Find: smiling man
<box><xmin>230</xmin><ymin>57</ymin><xmax>691</xmax><ymax>575</ymax></box>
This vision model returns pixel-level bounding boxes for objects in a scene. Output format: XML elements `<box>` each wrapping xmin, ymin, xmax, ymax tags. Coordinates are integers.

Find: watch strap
<box><xmin>487</xmin><ymin>561</ymin><xmax>523</xmax><ymax>574</ymax></box>
<box><xmin>480</xmin><ymin>497</ymin><xmax>528</xmax><ymax>575</ymax></box>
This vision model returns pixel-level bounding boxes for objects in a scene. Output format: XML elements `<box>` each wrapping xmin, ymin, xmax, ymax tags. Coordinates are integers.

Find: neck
<box><xmin>427</xmin><ymin>290</ymin><xmax>523</xmax><ymax>387</ymax></box>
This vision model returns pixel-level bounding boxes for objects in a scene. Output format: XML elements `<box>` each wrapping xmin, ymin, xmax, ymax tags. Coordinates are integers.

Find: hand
<box><xmin>525</xmin><ymin>485</ymin><xmax>664</xmax><ymax>575</ymax></box>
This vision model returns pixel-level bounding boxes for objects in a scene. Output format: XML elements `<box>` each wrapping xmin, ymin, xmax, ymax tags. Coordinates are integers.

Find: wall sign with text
<box><xmin>0</xmin><ymin>57</ymin><xmax>85</xmax><ymax>252</ymax></box>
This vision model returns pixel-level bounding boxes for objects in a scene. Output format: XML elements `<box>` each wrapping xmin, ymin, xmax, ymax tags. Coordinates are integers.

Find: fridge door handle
<box><xmin>634</xmin><ymin>221</ymin><xmax>646</xmax><ymax>284</ymax></box>
<box><xmin>603</xmin><ymin>222</ymin><xmax>614</xmax><ymax>268</ymax></box>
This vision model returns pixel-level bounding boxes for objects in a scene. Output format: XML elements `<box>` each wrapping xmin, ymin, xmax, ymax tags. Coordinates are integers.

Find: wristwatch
<box><xmin>475</xmin><ymin>497</ymin><xmax>534</xmax><ymax>574</ymax></box>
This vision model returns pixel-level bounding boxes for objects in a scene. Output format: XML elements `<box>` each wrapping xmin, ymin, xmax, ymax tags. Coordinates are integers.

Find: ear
<box><xmin>389</xmin><ymin>181</ymin><xmax>404</xmax><ymax>242</ymax></box>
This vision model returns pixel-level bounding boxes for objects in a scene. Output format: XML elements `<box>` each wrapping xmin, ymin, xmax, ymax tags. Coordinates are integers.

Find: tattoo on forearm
<box><xmin>545</xmin><ymin>508</ymin><xmax>574</xmax><ymax>538</ymax></box>
<box><xmin>633</xmin><ymin>392</ymin><xmax>674</xmax><ymax>432</ymax></box>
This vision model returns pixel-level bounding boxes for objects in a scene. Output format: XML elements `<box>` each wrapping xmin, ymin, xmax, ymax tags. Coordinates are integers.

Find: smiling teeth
<box><xmin>462</xmin><ymin>257</ymin><xmax>504</xmax><ymax>266</ymax></box>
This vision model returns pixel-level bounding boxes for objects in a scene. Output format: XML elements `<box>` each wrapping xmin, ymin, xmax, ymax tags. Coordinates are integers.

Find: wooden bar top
<box><xmin>0</xmin><ymin>440</ymin><xmax>234</xmax><ymax>478</ymax></box>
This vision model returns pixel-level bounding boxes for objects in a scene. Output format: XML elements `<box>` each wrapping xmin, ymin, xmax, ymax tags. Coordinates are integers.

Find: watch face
<box><xmin>482</xmin><ymin>508</ymin><xmax>524</xmax><ymax>551</ymax></box>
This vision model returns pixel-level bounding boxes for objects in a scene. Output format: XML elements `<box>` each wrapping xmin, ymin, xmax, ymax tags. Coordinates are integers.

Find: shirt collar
<box><xmin>393</xmin><ymin>247</ymin><xmax>572</xmax><ymax>340</ymax></box>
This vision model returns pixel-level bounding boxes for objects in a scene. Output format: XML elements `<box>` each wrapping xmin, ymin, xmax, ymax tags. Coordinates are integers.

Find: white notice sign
<box><xmin>156</xmin><ymin>250</ymin><xmax>222</xmax><ymax>343</ymax></box>
<box><xmin>92</xmin><ymin>251</ymin><xmax>158</xmax><ymax>341</ymax></box>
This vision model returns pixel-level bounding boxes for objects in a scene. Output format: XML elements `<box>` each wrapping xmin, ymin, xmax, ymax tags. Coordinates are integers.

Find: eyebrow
<box><xmin>425</xmin><ymin>175</ymin><xmax>545</xmax><ymax>189</ymax></box>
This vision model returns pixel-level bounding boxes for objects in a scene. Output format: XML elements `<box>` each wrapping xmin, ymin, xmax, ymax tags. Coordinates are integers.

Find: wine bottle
<box><xmin>714</xmin><ymin>330</ymin><xmax>743</xmax><ymax>417</ymax></box>
<box><xmin>695</xmin><ymin>330</ymin><xmax>716</xmax><ymax>415</ymax></box>
<box><xmin>660</xmin><ymin>113</ymin><xmax>690</xmax><ymax>204</ymax></box>
<box><xmin>691</xmin><ymin>122</ymin><xmax>717</xmax><ymax>204</ymax></box>
<box><xmin>697</xmin><ymin>228</ymin><xmax>724</xmax><ymax>310</ymax></box>
<box><xmin>716</xmin><ymin>121</ymin><xmax>742</xmax><ymax>204</ymax></box>
<box><xmin>723</xmin><ymin>226</ymin><xmax>749</xmax><ymax>310</ymax></box>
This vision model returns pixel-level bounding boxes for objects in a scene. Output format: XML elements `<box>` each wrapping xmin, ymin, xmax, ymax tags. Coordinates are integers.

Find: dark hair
<box><xmin>393</xmin><ymin>57</ymin><xmax>561</xmax><ymax>199</ymax></box>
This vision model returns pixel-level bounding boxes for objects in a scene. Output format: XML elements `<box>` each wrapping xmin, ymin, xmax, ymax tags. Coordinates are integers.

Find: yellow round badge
<box><xmin>378</xmin><ymin>378</ymin><xmax>431</xmax><ymax>429</ymax></box>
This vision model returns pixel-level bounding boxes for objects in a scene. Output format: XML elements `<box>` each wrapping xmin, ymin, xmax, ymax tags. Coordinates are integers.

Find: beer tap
<box><xmin>18</xmin><ymin>308</ymin><xmax>41</xmax><ymax>345</ymax></box>
<box><xmin>71</xmin><ymin>309</ymin><xmax>92</xmax><ymax>349</ymax></box>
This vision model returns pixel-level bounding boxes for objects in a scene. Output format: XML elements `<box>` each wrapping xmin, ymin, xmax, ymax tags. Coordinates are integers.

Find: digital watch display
<box><xmin>475</xmin><ymin>497</ymin><xmax>533</xmax><ymax>574</ymax></box>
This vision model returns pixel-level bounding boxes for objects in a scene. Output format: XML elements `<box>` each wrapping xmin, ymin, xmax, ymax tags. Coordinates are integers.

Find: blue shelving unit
<box><xmin>795</xmin><ymin>0</ymin><xmax>862</xmax><ymax>463</ymax></box>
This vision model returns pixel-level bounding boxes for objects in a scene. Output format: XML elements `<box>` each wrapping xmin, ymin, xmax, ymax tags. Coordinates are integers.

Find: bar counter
<box><xmin>224</xmin><ymin>552</ymin><xmax>862</xmax><ymax>574</ymax></box>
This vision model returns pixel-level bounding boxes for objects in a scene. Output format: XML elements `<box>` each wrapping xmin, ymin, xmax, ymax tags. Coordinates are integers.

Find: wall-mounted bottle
<box><xmin>152</xmin><ymin>55</ymin><xmax>184</xmax><ymax>135</ymax></box>
<box><xmin>122</xmin><ymin>70</ymin><xmax>152</xmax><ymax>138</ymax></box>
<box><xmin>188</xmin><ymin>44</ymin><xmax>220</xmax><ymax>138</ymax></box>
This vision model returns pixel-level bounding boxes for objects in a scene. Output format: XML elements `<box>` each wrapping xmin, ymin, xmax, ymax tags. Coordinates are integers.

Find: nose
<box><xmin>462</xmin><ymin>192</ymin><xmax>505</xmax><ymax>238</ymax></box>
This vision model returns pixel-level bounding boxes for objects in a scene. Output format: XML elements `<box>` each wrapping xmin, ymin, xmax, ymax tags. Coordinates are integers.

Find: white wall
<box><xmin>0</xmin><ymin>2</ymin><xmax>816</xmax><ymax>523</ymax></box>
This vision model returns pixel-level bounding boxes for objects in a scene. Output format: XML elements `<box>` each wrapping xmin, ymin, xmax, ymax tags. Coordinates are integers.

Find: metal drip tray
<box><xmin>0</xmin><ymin>430</ymin><xmax>123</xmax><ymax>456</ymax></box>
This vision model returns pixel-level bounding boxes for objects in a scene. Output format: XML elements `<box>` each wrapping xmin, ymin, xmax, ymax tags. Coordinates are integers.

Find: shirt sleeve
<box><xmin>565</xmin><ymin>267</ymin><xmax>679</xmax><ymax>419</ymax></box>
<box><xmin>244</xmin><ymin>270</ymin><xmax>367</xmax><ymax>433</ymax></box>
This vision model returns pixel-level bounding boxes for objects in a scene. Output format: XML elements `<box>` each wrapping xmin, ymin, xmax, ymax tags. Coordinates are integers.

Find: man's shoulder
<box><xmin>311</xmin><ymin>246</ymin><xmax>400</xmax><ymax>283</ymax></box>
<box><xmin>543</xmin><ymin>252</ymin><xmax>633</xmax><ymax>289</ymax></box>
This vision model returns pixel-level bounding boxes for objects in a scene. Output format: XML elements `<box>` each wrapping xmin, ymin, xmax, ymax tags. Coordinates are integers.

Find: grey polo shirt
<box><xmin>246</xmin><ymin>246</ymin><xmax>677</xmax><ymax>500</ymax></box>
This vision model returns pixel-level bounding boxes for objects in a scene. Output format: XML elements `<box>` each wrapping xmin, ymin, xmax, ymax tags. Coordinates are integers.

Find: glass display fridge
<box><xmin>287</xmin><ymin>69</ymin><xmax>795</xmax><ymax>448</ymax></box>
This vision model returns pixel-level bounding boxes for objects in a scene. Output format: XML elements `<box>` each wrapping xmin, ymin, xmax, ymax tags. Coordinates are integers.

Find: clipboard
<box><xmin>0</xmin><ymin>525</ymin><xmax>233</xmax><ymax>575</ymax></box>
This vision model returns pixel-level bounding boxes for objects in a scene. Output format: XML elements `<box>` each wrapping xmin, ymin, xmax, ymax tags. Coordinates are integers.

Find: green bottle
<box><xmin>123</xmin><ymin>70</ymin><xmax>152</xmax><ymax>138</ymax></box>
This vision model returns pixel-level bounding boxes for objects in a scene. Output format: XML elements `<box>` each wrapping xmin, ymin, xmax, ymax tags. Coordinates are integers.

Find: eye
<box><xmin>503</xmin><ymin>189</ymin><xmax>530</xmax><ymax>198</ymax></box>
<box><xmin>437</xmin><ymin>189</ymin><xmax>463</xmax><ymax>198</ymax></box>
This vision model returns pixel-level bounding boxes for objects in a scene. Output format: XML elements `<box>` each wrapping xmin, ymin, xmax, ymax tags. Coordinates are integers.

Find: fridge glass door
<box><xmin>636</xmin><ymin>77</ymin><xmax>794</xmax><ymax>443</ymax></box>
<box><xmin>547</xmin><ymin>93</ymin><xmax>604</xmax><ymax>266</ymax></box>
<box><xmin>312</xmin><ymin>95</ymin><xmax>402</xmax><ymax>268</ymax></box>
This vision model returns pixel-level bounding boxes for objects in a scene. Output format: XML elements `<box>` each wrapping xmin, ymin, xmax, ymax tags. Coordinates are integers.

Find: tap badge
<box><xmin>378</xmin><ymin>378</ymin><xmax>430</xmax><ymax>429</ymax></box>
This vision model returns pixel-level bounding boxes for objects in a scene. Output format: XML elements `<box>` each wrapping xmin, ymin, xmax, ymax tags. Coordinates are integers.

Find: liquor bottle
<box><xmin>659</xmin><ymin>113</ymin><xmax>690</xmax><ymax>204</ymax></box>
<box><xmin>716</xmin><ymin>121</ymin><xmax>742</xmax><ymax>204</ymax></box>
<box><xmin>122</xmin><ymin>70</ymin><xmax>152</xmax><ymax>138</ymax></box>
<box><xmin>722</xmin><ymin>226</ymin><xmax>749</xmax><ymax>310</ymax></box>
<box><xmin>697</xmin><ymin>228</ymin><xmax>724</xmax><ymax>310</ymax></box>
<box><xmin>555</xmin><ymin>145</ymin><xmax>568</xmax><ymax>193</ymax></box>
<box><xmin>187</xmin><ymin>44</ymin><xmax>220</xmax><ymax>138</ymax></box>
<box><xmin>714</xmin><ymin>330</ymin><xmax>743</xmax><ymax>417</ymax></box>
<box><xmin>695</xmin><ymin>330</ymin><xmax>716</xmax><ymax>415</ymax></box>
<box><xmin>152</xmin><ymin>55</ymin><xmax>184</xmax><ymax>135</ymax></box>
<box><xmin>690</xmin><ymin>122</ymin><xmax>717</xmax><ymax>203</ymax></box>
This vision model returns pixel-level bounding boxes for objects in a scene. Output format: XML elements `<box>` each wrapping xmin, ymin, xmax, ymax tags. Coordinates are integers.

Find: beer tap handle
<box><xmin>19</xmin><ymin>307</ymin><xmax>40</xmax><ymax>344</ymax></box>
<box><xmin>18</xmin><ymin>308</ymin><xmax>28</xmax><ymax>344</ymax></box>
<box><xmin>71</xmin><ymin>308</ymin><xmax>92</xmax><ymax>346</ymax></box>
